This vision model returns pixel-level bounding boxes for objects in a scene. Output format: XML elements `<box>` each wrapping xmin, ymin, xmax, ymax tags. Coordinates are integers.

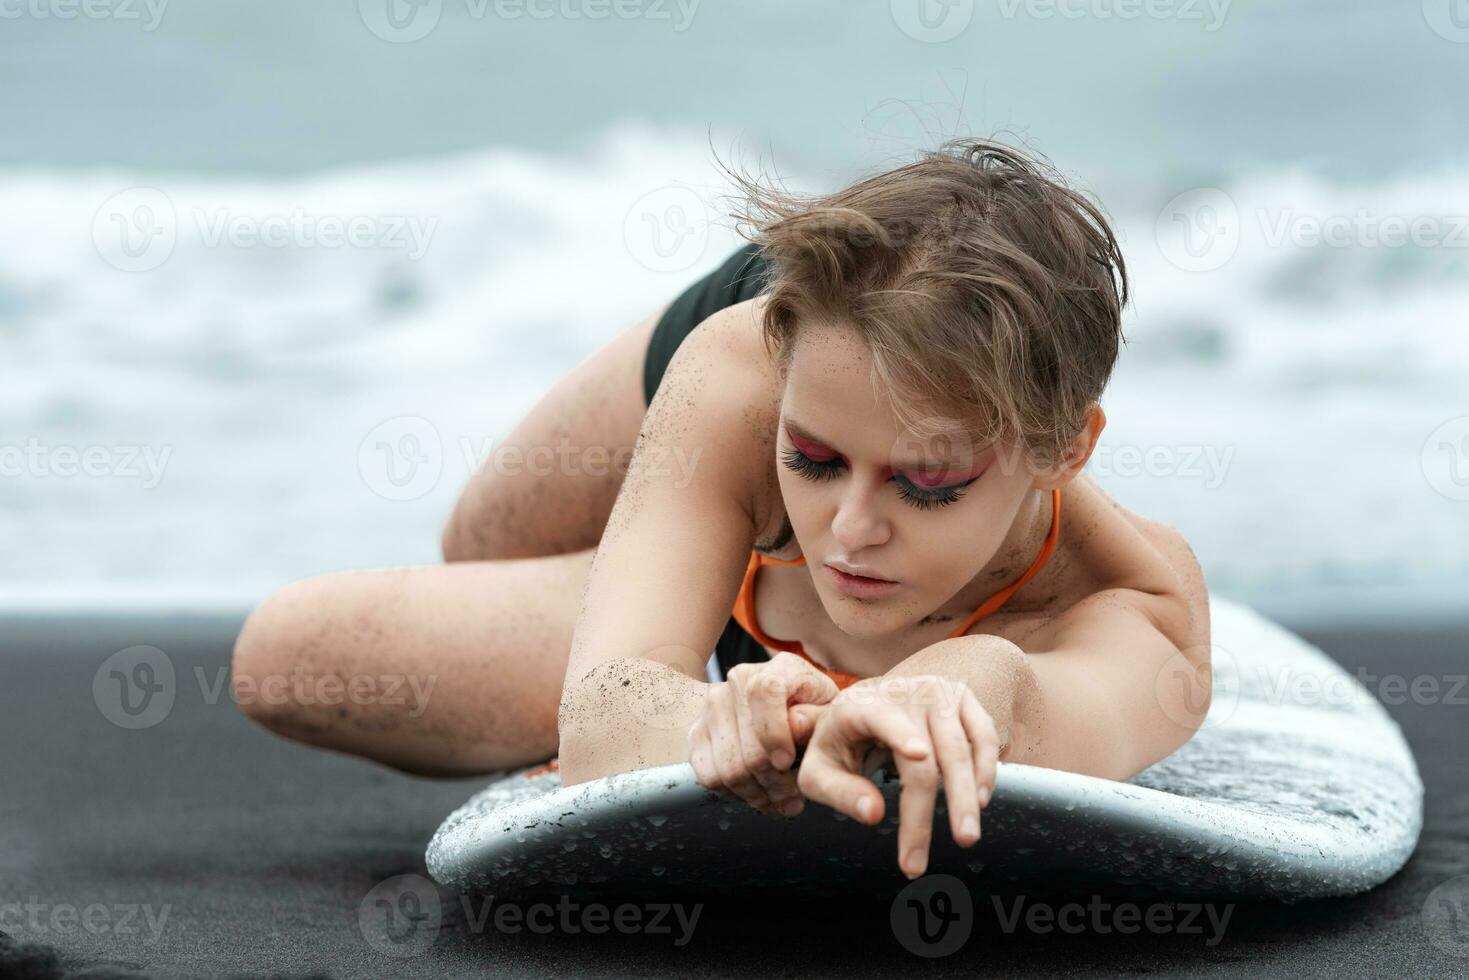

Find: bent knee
<box><xmin>232</xmin><ymin>588</ymin><xmax>292</xmax><ymax>729</ymax></box>
<box><xmin>231</xmin><ymin>577</ymin><xmax>342</xmax><ymax>731</ymax></box>
<box><xmin>441</xmin><ymin>475</ymin><xmax>516</xmax><ymax>562</ymax></box>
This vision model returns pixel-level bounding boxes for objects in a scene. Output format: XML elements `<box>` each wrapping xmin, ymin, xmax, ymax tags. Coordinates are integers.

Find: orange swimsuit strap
<box><xmin>731</xmin><ymin>487</ymin><xmax>1063</xmax><ymax>689</ymax></box>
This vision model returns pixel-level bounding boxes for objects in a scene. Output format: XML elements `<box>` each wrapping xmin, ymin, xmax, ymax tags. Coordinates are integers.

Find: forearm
<box><xmin>892</xmin><ymin>634</ymin><xmax>1172</xmax><ymax>781</ymax></box>
<box><xmin>884</xmin><ymin>634</ymin><xmax>1040</xmax><ymax>763</ymax></box>
<box><xmin>556</xmin><ymin>657</ymin><xmax>708</xmax><ymax>785</ymax></box>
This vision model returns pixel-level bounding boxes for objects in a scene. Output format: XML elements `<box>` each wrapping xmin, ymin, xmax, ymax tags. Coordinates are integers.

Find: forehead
<box><xmin>783</xmin><ymin>321</ymin><xmax>987</xmax><ymax>470</ymax></box>
<box><xmin>784</xmin><ymin>319</ymin><xmax>882</xmax><ymax>415</ymax></box>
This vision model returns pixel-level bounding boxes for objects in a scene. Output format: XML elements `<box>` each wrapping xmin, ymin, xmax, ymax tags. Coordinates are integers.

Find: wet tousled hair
<box><xmin>721</xmin><ymin>136</ymin><xmax>1129</xmax><ymax>472</ymax></box>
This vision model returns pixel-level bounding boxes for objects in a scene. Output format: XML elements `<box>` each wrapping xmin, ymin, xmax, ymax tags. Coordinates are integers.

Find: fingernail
<box><xmin>904</xmin><ymin>849</ymin><xmax>927</xmax><ymax>878</ymax></box>
<box><xmin>962</xmin><ymin>815</ymin><xmax>979</xmax><ymax>840</ymax></box>
<box><xmin>781</xmin><ymin>799</ymin><xmax>803</xmax><ymax>817</ymax></box>
<box><xmin>857</xmin><ymin>796</ymin><xmax>875</xmax><ymax>822</ymax></box>
<box><xmin>977</xmin><ymin>786</ymin><xmax>991</xmax><ymax>807</ymax></box>
<box><xmin>904</xmin><ymin>737</ymin><xmax>927</xmax><ymax>756</ymax></box>
<box><xmin>771</xmin><ymin>750</ymin><xmax>792</xmax><ymax>770</ymax></box>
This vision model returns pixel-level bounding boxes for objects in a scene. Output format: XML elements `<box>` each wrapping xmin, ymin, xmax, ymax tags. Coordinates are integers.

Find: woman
<box><xmin>233</xmin><ymin>138</ymin><xmax>1211</xmax><ymax>880</ymax></box>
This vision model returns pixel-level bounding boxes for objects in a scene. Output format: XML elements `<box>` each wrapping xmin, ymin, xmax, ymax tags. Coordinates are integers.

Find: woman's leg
<box><xmin>440</xmin><ymin>302</ymin><xmax>667</xmax><ymax>561</ymax></box>
<box><xmin>235</xmin><ymin>303</ymin><xmax>667</xmax><ymax>775</ymax></box>
<box><xmin>232</xmin><ymin>549</ymin><xmax>594</xmax><ymax>777</ymax></box>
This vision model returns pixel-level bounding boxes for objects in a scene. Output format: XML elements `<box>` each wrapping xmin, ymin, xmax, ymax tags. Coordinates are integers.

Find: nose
<box><xmin>830</xmin><ymin>471</ymin><xmax>891</xmax><ymax>553</ymax></box>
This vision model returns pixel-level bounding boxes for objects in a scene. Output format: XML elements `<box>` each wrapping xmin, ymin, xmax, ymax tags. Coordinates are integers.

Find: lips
<box><xmin>826</xmin><ymin>564</ymin><xmax>900</xmax><ymax>598</ymax></box>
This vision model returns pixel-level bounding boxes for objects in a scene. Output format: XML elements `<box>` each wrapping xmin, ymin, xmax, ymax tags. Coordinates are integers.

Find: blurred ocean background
<box><xmin>1</xmin><ymin>0</ymin><xmax>1466</xmax><ymax>624</ymax></box>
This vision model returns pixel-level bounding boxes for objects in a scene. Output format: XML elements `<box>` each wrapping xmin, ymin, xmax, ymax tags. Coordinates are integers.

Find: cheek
<box><xmin>905</xmin><ymin>518</ymin><xmax>975</xmax><ymax>583</ymax></box>
<box><xmin>775</xmin><ymin>466</ymin><xmax>823</xmax><ymax>521</ymax></box>
<box><xmin>904</xmin><ymin>503</ymin><xmax>1010</xmax><ymax>589</ymax></box>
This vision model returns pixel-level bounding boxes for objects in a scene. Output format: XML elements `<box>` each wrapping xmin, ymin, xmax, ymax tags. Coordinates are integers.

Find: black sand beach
<box><xmin>2</xmin><ymin>612</ymin><xmax>1466</xmax><ymax>978</ymax></box>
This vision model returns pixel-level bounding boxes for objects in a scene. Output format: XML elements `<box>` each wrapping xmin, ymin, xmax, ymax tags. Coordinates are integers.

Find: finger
<box><xmin>795</xmin><ymin>741</ymin><xmax>885</xmax><ymax>826</ymax></box>
<box><xmin>796</xmin><ymin>700</ymin><xmax>928</xmax><ymax>826</ymax></box>
<box><xmin>961</xmin><ymin>695</ymin><xmax>1000</xmax><ymax>810</ymax></box>
<box><xmin>844</xmin><ymin>699</ymin><xmax>932</xmax><ymax>764</ymax></box>
<box><xmin>688</xmin><ymin>720</ymin><xmax>721</xmax><ymax>791</ymax></box>
<box><xmin>738</xmin><ymin>669</ymin><xmax>799</xmax><ymax>773</ymax></box>
<box><xmin>731</xmin><ymin>680</ymin><xmax>801</xmax><ymax>809</ymax></box>
<box><xmin>928</xmin><ymin>703</ymin><xmax>980</xmax><ymax>848</ymax></box>
<box><xmin>891</xmin><ymin>730</ymin><xmax>940</xmax><ymax>880</ymax></box>
<box><xmin>776</xmin><ymin>655</ymin><xmax>842</xmax><ymax>706</ymax></box>
<box><xmin>787</xmin><ymin>703</ymin><xmax>826</xmax><ymax>747</ymax></box>
<box><xmin>706</xmin><ymin>684</ymin><xmax>775</xmax><ymax>812</ymax></box>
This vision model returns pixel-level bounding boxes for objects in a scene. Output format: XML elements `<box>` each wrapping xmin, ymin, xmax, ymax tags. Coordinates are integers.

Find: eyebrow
<box><xmin>783</xmin><ymin>417</ymin><xmax>983</xmax><ymax>474</ymax></box>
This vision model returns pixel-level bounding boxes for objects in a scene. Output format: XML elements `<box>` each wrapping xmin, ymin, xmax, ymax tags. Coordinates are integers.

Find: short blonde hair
<box><xmin>724</xmin><ymin>137</ymin><xmax>1129</xmax><ymax>471</ymax></box>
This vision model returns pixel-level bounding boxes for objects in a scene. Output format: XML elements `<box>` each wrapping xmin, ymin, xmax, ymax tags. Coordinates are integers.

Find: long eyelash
<box><xmin>780</xmin><ymin>446</ymin><xmax>843</xmax><ymax>482</ymax></box>
<box><xmin>783</xmin><ymin>444</ymin><xmax>977</xmax><ymax>510</ymax></box>
<box><xmin>894</xmin><ymin>480</ymin><xmax>969</xmax><ymax>510</ymax></box>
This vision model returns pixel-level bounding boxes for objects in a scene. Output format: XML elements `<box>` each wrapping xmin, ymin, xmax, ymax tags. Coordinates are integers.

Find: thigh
<box><xmin>233</xmin><ymin>549</ymin><xmax>595</xmax><ymax>776</ymax></box>
<box><xmin>443</xmin><ymin>242</ymin><xmax>770</xmax><ymax>562</ymax></box>
<box><xmin>442</xmin><ymin>304</ymin><xmax>666</xmax><ymax>561</ymax></box>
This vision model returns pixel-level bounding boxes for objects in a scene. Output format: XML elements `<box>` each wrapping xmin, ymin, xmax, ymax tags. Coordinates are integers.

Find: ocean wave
<box><xmin>2</xmin><ymin>126</ymin><xmax>1465</xmax><ymax>616</ymax></box>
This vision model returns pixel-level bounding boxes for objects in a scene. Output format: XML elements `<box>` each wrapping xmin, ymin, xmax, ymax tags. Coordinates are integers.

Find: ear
<box><xmin>1037</xmin><ymin>401</ymin><xmax>1105</xmax><ymax>489</ymax></box>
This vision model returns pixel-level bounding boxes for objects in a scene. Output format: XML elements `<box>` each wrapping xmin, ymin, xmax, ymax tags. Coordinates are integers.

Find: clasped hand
<box><xmin>687</xmin><ymin>656</ymin><xmax>1001</xmax><ymax>879</ymax></box>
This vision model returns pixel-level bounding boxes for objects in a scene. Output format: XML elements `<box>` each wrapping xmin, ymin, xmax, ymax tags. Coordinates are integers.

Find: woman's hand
<box><xmin>687</xmin><ymin>653</ymin><xmax>841</xmax><ymax>817</ymax></box>
<box><xmin>795</xmin><ymin>674</ymin><xmax>1001</xmax><ymax>879</ymax></box>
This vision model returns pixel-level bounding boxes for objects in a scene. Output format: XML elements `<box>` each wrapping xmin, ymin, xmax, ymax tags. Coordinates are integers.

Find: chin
<box><xmin>820</xmin><ymin>592</ymin><xmax>903</xmax><ymax>637</ymax></box>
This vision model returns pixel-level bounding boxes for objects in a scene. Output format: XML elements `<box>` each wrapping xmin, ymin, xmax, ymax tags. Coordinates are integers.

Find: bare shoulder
<box><xmin>1115</xmin><ymin>496</ymin><xmax>1211</xmax><ymax>655</ymax></box>
<box><xmin>655</xmin><ymin>294</ymin><xmax>778</xmax><ymax>412</ymax></box>
<box><xmin>630</xmin><ymin>295</ymin><xmax>781</xmax><ymax>523</ymax></box>
<box><xmin>1031</xmin><ymin>475</ymin><xmax>1211</xmax><ymax>658</ymax></box>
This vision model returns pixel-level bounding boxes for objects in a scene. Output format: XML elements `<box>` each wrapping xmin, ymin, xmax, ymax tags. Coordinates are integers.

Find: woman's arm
<box><xmin>792</xmin><ymin>590</ymin><xmax>1207</xmax><ymax>877</ymax></box>
<box><xmin>887</xmin><ymin>588</ymin><xmax>1209</xmax><ymax>781</ymax></box>
<box><xmin>557</xmin><ymin>300</ymin><xmax>781</xmax><ymax>785</ymax></box>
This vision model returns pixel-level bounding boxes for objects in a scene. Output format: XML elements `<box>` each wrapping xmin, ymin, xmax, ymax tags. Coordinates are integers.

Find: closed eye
<box><xmin>780</xmin><ymin>446</ymin><xmax>843</xmax><ymax>482</ymax></box>
<box><xmin>780</xmin><ymin>446</ymin><xmax>979</xmax><ymax>509</ymax></box>
<box><xmin>893</xmin><ymin>471</ymin><xmax>980</xmax><ymax>510</ymax></box>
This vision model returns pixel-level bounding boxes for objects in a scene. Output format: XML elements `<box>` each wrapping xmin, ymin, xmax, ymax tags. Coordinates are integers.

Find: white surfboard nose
<box><xmin>428</xmin><ymin>595</ymin><xmax>1423</xmax><ymax>901</ymax></box>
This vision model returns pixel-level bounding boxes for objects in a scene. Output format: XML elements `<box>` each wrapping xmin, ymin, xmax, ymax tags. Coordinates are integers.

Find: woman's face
<box><xmin>775</xmin><ymin>320</ymin><xmax>1044</xmax><ymax>638</ymax></box>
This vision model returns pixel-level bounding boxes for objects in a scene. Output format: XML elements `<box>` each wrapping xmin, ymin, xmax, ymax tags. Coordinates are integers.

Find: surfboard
<box><xmin>426</xmin><ymin>596</ymin><xmax>1423</xmax><ymax>901</ymax></box>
